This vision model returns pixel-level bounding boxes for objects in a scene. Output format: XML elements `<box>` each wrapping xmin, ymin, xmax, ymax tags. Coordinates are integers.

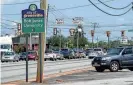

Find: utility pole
<box><xmin>91</xmin><ymin>23</ymin><xmax>98</xmax><ymax>49</ymax></box>
<box><xmin>36</xmin><ymin>0</ymin><xmax>47</xmax><ymax>83</ymax></box>
<box><xmin>55</xmin><ymin>18</ymin><xmax>64</xmax><ymax>50</ymax></box>
<box><xmin>92</xmin><ymin>22</ymin><xmax>98</xmax><ymax>31</ymax></box>
<box><xmin>91</xmin><ymin>30</ymin><xmax>95</xmax><ymax>49</ymax></box>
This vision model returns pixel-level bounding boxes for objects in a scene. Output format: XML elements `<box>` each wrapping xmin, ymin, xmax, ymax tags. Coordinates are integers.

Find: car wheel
<box><xmin>128</xmin><ymin>68</ymin><xmax>133</xmax><ymax>71</ymax></box>
<box><xmin>109</xmin><ymin>61</ymin><xmax>119</xmax><ymax>72</ymax></box>
<box><xmin>95</xmin><ymin>67</ymin><xmax>105</xmax><ymax>72</ymax></box>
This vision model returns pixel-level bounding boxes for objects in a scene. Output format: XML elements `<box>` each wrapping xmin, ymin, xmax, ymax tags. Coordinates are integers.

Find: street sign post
<box><xmin>22</xmin><ymin>4</ymin><xmax>45</xmax><ymax>33</ymax></box>
<box><xmin>22</xmin><ymin>4</ymin><xmax>45</xmax><ymax>83</ymax></box>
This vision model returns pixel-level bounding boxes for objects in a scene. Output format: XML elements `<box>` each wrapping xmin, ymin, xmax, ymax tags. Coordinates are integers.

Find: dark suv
<box><xmin>92</xmin><ymin>46</ymin><xmax>133</xmax><ymax>72</ymax></box>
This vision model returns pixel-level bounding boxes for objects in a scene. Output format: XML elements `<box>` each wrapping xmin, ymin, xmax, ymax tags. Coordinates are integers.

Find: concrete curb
<box><xmin>2</xmin><ymin>66</ymin><xmax>94</xmax><ymax>85</ymax></box>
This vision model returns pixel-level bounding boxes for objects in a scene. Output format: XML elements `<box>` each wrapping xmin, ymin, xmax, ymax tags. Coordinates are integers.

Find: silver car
<box><xmin>88</xmin><ymin>51</ymin><xmax>99</xmax><ymax>59</ymax></box>
<box><xmin>1</xmin><ymin>52</ymin><xmax>20</xmax><ymax>62</ymax></box>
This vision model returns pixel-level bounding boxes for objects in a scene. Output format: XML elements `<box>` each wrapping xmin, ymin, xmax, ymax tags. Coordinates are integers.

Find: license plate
<box><xmin>93</xmin><ymin>63</ymin><xmax>100</xmax><ymax>66</ymax></box>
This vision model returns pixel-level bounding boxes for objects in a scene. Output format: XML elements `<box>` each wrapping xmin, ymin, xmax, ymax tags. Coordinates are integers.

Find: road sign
<box><xmin>22</xmin><ymin>4</ymin><xmax>45</xmax><ymax>33</ymax></box>
<box><xmin>128</xmin><ymin>29</ymin><xmax>133</xmax><ymax>32</ymax></box>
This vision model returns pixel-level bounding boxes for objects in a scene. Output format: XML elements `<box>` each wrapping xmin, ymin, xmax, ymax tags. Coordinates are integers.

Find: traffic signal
<box><xmin>17</xmin><ymin>23</ymin><xmax>21</xmax><ymax>30</ymax></box>
<box><xmin>53</xmin><ymin>28</ymin><xmax>57</xmax><ymax>35</ymax></box>
<box><xmin>17</xmin><ymin>23</ymin><xmax>22</xmax><ymax>35</ymax></box>
<box><xmin>69</xmin><ymin>28</ymin><xmax>75</xmax><ymax>36</ymax></box>
<box><xmin>91</xmin><ymin>30</ymin><xmax>95</xmax><ymax>37</ymax></box>
<box><xmin>106</xmin><ymin>31</ymin><xmax>111</xmax><ymax>37</ymax></box>
<box><xmin>121</xmin><ymin>30</ymin><xmax>125</xmax><ymax>37</ymax></box>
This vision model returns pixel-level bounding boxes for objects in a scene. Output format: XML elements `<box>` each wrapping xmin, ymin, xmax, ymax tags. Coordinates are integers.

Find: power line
<box><xmin>51</xmin><ymin>0</ymin><xmax>115</xmax><ymax>11</ymax></box>
<box><xmin>0</xmin><ymin>0</ymin><xmax>39</xmax><ymax>5</ymax></box>
<box><xmin>88</xmin><ymin>0</ymin><xmax>132</xmax><ymax>16</ymax></box>
<box><xmin>0</xmin><ymin>18</ymin><xmax>19</xmax><ymax>23</ymax></box>
<box><xmin>0</xmin><ymin>22</ymin><xmax>16</xmax><ymax>27</ymax></box>
<box><xmin>1</xmin><ymin>0</ymin><xmax>115</xmax><ymax>16</ymax></box>
<box><xmin>98</xmin><ymin>0</ymin><xmax>132</xmax><ymax>10</ymax></box>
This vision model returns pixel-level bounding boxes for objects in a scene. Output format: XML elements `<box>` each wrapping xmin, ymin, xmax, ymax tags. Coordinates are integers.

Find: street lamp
<box><xmin>77</xmin><ymin>27</ymin><xmax>82</xmax><ymax>54</ymax></box>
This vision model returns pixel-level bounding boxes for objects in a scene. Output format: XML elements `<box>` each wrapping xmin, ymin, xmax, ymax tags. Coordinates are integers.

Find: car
<box><xmin>88</xmin><ymin>51</ymin><xmax>99</xmax><ymax>59</ymax></box>
<box><xmin>93</xmin><ymin>48</ymin><xmax>105</xmax><ymax>55</ymax></box>
<box><xmin>92</xmin><ymin>46</ymin><xmax>133</xmax><ymax>72</ymax></box>
<box><xmin>60</xmin><ymin>48</ymin><xmax>71</xmax><ymax>59</ymax></box>
<box><xmin>45</xmin><ymin>50</ymin><xmax>57</xmax><ymax>61</ymax></box>
<box><xmin>85</xmin><ymin>48</ymin><xmax>93</xmax><ymax>56</ymax></box>
<box><xmin>19</xmin><ymin>52</ymin><xmax>27</xmax><ymax>61</ymax></box>
<box><xmin>27</xmin><ymin>51</ymin><xmax>38</xmax><ymax>61</ymax></box>
<box><xmin>53</xmin><ymin>51</ymin><xmax>64</xmax><ymax>60</ymax></box>
<box><xmin>75</xmin><ymin>50</ymin><xmax>86</xmax><ymax>58</ymax></box>
<box><xmin>1</xmin><ymin>51</ymin><xmax>20</xmax><ymax>62</ymax></box>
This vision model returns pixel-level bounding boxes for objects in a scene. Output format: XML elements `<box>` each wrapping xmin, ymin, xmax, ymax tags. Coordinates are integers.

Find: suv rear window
<box><xmin>94</xmin><ymin>49</ymin><xmax>101</xmax><ymax>51</ymax></box>
<box><xmin>61</xmin><ymin>49</ymin><xmax>69</xmax><ymax>52</ymax></box>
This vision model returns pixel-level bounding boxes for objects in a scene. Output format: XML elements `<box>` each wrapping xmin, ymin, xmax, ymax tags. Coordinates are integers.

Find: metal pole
<box><xmin>92</xmin><ymin>36</ymin><xmax>94</xmax><ymax>49</ymax></box>
<box><xmin>96</xmin><ymin>37</ymin><xmax>98</xmax><ymax>48</ymax></box>
<box><xmin>108</xmin><ymin>36</ymin><xmax>110</xmax><ymax>49</ymax></box>
<box><xmin>30</xmin><ymin>33</ymin><xmax>32</xmax><ymax>50</ymax></box>
<box><xmin>39</xmin><ymin>33</ymin><xmax>42</xmax><ymax>83</ymax></box>
<box><xmin>59</xmin><ymin>28</ymin><xmax>61</xmax><ymax>50</ymax></box>
<box><xmin>26</xmin><ymin>34</ymin><xmax>28</xmax><ymax>82</ymax></box>
<box><xmin>77</xmin><ymin>30</ymin><xmax>79</xmax><ymax>54</ymax></box>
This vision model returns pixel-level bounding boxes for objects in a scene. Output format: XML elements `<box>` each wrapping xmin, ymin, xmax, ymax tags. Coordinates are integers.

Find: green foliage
<box><xmin>47</xmin><ymin>35</ymin><xmax>67</xmax><ymax>48</ymax></box>
<box><xmin>14</xmin><ymin>45</ymin><xmax>25</xmax><ymax>53</ymax></box>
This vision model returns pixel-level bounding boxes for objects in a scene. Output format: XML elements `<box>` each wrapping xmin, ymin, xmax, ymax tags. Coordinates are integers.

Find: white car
<box><xmin>53</xmin><ymin>51</ymin><xmax>64</xmax><ymax>60</ymax></box>
<box><xmin>1</xmin><ymin>51</ymin><xmax>20</xmax><ymax>62</ymax></box>
<box><xmin>93</xmin><ymin>48</ymin><xmax>105</xmax><ymax>55</ymax></box>
<box><xmin>44</xmin><ymin>50</ymin><xmax>57</xmax><ymax>61</ymax></box>
<box><xmin>88</xmin><ymin>51</ymin><xmax>99</xmax><ymax>59</ymax></box>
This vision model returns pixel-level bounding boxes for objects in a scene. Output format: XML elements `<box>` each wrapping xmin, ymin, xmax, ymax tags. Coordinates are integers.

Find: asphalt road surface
<box><xmin>44</xmin><ymin>69</ymin><xmax>133</xmax><ymax>85</ymax></box>
<box><xmin>1</xmin><ymin>58</ymin><xmax>92</xmax><ymax>83</ymax></box>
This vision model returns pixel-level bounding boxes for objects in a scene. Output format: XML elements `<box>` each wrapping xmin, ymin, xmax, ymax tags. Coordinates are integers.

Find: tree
<box><xmin>47</xmin><ymin>35</ymin><xmax>67</xmax><ymax>49</ymax></box>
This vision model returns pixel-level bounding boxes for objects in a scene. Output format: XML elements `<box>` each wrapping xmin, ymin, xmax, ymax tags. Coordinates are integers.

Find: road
<box><xmin>1</xmin><ymin>58</ymin><xmax>92</xmax><ymax>83</ymax></box>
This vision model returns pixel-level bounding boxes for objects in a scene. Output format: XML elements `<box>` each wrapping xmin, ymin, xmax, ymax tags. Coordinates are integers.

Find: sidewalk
<box><xmin>54</xmin><ymin>77</ymin><xmax>133</xmax><ymax>85</ymax></box>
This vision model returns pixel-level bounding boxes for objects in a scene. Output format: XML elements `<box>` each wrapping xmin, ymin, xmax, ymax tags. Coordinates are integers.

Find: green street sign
<box><xmin>128</xmin><ymin>29</ymin><xmax>133</xmax><ymax>32</ymax></box>
<box><xmin>22</xmin><ymin>4</ymin><xmax>45</xmax><ymax>33</ymax></box>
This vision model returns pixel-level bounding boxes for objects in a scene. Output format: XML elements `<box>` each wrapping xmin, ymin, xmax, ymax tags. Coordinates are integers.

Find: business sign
<box><xmin>72</xmin><ymin>17</ymin><xmax>83</xmax><ymax>24</ymax></box>
<box><xmin>22</xmin><ymin>4</ymin><xmax>45</xmax><ymax>33</ymax></box>
<box><xmin>120</xmin><ymin>36</ymin><xmax>128</xmax><ymax>44</ymax></box>
<box><xmin>56</xmin><ymin>18</ymin><xmax>64</xmax><ymax>24</ymax></box>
